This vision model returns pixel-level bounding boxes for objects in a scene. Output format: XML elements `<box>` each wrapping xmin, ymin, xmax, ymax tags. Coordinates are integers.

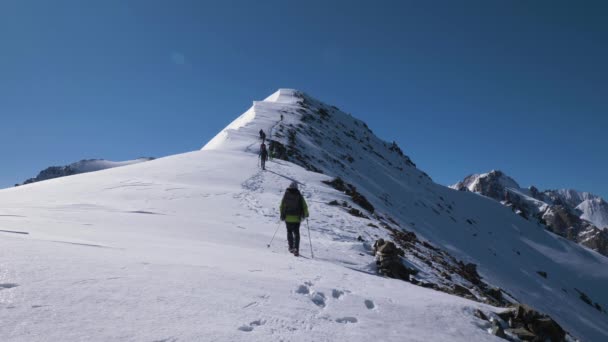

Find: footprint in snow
<box><xmin>332</xmin><ymin>289</ymin><xmax>344</xmax><ymax>299</ymax></box>
<box><xmin>238</xmin><ymin>320</ymin><xmax>266</xmax><ymax>332</ymax></box>
<box><xmin>311</xmin><ymin>292</ymin><xmax>326</xmax><ymax>308</ymax></box>
<box><xmin>0</xmin><ymin>283</ymin><xmax>19</xmax><ymax>290</ymax></box>
<box><xmin>296</xmin><ymin>285</ymin><xmax>310</xmax><ymax>295</ymax></box>
<box><xmin>335</xmin><ymin>317</ymin><xmax>358</xmax><ymax>324</ymax></box>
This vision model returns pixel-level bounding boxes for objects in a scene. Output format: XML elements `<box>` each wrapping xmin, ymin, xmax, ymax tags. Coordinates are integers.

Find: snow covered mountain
<box><xmin>18</xmin><ymin>158</ymin><xmax>154</xmax><ymax>186</ymax></box>
<box><xmin>578</xmin><ymin>198</ymin><xmax>608</xmax><ymax>229</ymax></box>
<box><xmin>452</xmin><ymin>171</ymin><xmax>608</xmax><ymax>256</ymax></box>
<box><xmin>2</xmin><ymin>89</ymin><xmax>607</xmax><ymax>341</ymax></box>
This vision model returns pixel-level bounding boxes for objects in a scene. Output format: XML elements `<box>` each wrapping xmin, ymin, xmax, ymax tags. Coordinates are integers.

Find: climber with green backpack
<box><xmin>280</xmin><ymin>182</ymin><xmax>309</xmax><ymax>256</ymax></box>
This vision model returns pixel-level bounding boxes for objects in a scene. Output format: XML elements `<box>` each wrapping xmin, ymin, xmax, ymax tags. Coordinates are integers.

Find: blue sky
<box><xmin>1</xmin><ymin>0</ymin><xmax>606</xmax><ymax>197</ymax></box>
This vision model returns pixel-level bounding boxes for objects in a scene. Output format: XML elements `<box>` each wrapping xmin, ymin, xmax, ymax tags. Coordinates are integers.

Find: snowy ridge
<box><xmin>1</xmin><ymin>89</ymin><xmax>607</xmax><ymax>341</ymax></box>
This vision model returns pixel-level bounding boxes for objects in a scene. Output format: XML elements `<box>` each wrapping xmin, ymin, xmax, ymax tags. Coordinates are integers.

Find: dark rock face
<box><xmin>322</xmin><ymin>177</ymin><xmax>375</xmax><ymax>214</ymax></box>
<box><xmin>542</xmin><ymin>205</ymin><xmax>583</xmax><ymax>240</ymax></box>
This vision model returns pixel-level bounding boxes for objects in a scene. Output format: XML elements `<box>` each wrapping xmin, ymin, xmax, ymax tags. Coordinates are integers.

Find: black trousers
<box><xmin>286</xmin><ymin>222</ymin><xmax>301</xmax><ymax>250</ymax></box>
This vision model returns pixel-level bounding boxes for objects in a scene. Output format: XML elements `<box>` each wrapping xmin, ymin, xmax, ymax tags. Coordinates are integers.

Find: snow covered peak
<box><xmin>202</xmin><ymin>89</ymin><xmax>302</xmax><ymax>151</ymax></box>
<box><xmin>551</xmin><ymin>189</ymin><xmax>600</xmax><ymax>207</ymax></box>
<box><xmin>451</xmin><ymin>170</ymin><xmax>520</xmax><ymax>198</ymax></box>
<box><xmin>202</xmin><ymin>89</ymin><xmax>422</xmax><ymax>182</ymax></box>
<box><xmin>577</xmin><ymin>198</ymin><xmax>608</xmax><ymax>229</ymax></box>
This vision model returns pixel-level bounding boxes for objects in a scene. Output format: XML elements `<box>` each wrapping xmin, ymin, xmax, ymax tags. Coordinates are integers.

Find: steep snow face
<box><xmin>1</xmin><ymin>89</ymin><xmax>608</xmax><ymax>341</ymax></box>
<box><xmin>578</xmin><ymin>198</ymin><xmax>608</xmax><ymax>229</ymax></box>
<box><xmin>19</xmin><ymin>158</ymin><xmax>153</xmax><ymax>185</ymax></box>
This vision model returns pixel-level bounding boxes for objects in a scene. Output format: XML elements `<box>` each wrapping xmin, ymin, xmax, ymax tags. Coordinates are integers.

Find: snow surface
<box><xmin>1</xmin><ymin>89</ymin><xmax>607</xmax><ymax>341</ymax></box>
<box><xmin>69</xmin><ymin>158</ymin><xmax>153</xmax><ymax>173</ymax></box>
<box><xmin>554</xmin><ymin>189</ymin><xmax>600</xmax><ymax>208</ymax></box>
<box><xmin>19</xmin><ymin>158</ymin><xmax>153</xmax><ymax>185</ymax></box>
<box><xmin>578</xmin><ymin>199</ymin><xmax>608</xmax><ymax>229</ymax></box>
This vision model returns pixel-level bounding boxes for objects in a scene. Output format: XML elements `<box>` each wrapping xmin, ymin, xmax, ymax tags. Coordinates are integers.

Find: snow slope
<box><xmin>19</xmin><ymin>158</ymin><xmax>153</xmax><ymax>185</ymax></box>
<box><xmin>452</xmin><ymin>172</ymin><xmax>608</xmax><ymax>255</ymax></box>
<box><xmin>1</xmin><ymin>89</ymin><xmax>607</xmax><ymax>341</ymax></box>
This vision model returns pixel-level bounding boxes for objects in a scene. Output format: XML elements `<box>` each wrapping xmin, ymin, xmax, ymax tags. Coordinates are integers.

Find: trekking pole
<box><xmin>306</xmin><ymin>218</ymin><xmax>314</xmax><ymax>259</ymax></box>
<box><xmin>267</xmin><ymin>221</ymin><xmax>282</xmax><ymax>248</ymax></box>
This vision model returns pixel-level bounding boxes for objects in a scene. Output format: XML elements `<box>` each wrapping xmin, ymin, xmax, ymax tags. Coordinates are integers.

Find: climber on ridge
<box><xmin>259</xmin><ymin>142</ymin><xmax>269</xmax><ymax>170</ymax></box>
<box><xmin>280</xmin><ymin>182</ymin><xmax>309</xmax><ymax>256</ymax></box>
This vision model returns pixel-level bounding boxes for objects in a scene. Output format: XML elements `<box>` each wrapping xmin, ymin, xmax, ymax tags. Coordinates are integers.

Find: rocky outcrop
<box><xmin>452</xmin><ymin>170</ymin><xmax>519</xmax><ymax>201</ymax></box>
<box><xmin>371</xmin><ymin>234</ymin><xmax>573</xmax><ymax>340</ymax></box>
<box><xmin>373</xmin><ymin>239</ymin><xmax>416</xmax><ymax>281</ymax></box>
<box><xmin>497</xmin><ymin>304</ymin><xmax>566</xmax><ymax>342</ymax></box>
<box><xmin>541</xmin><ymin>205</ymin><xmax>584</xmax><ymax>240</ymax></box>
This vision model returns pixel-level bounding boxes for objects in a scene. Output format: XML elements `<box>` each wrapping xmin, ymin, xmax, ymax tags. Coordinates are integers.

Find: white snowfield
<box><xmin>1</xmin><ymin>89</ymin><xmax>607</xmax><ymax>341</ymax></box>
<box><xmin>68</xmin><ymin>158</ymin><xmax>153</xmax><ymax>173</ymax></box>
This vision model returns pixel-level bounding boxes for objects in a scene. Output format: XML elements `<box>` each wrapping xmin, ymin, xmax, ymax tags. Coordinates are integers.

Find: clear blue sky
<box><xmin>1</xmin><ymin>0</ymin><xmax>606</xmax><ymax>197</ymax></box>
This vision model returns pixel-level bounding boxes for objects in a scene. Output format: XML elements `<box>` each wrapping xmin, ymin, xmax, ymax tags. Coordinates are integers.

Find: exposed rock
<box><xmin>536</xmin><ymin>271</ymin><xmax>548</xmax><ymax>279</ymax></box>
<box><xmin>373</xmin><ymin>239</ymin><xmax>415</xmax><ymax>281</ymax></box>
<box><xmin>323</xmin><ymin>177</ymin><xmax>375</xmax><ymax>213</ymax></box>
<box><xmin>453</xmin><ymin>284</ymin><xmax>474</xmax><ymax>298</ymax></box>
<box><xmin>497</xmin><ymin>304</ymin><xmax>566</xmax><ymax>342</ymax></box>
<box><xmin>474</xmin><ymin>309</ymin><xmax>488</xmax><ymax>321</ymax></box>
<box><xmin>506</xmin><ymin>327</ymin><xmax>537</xmax><ymax>341</ymax></box>
<box><xmin>485</xmin><ymin>287</ymin><xmax>503</xmax><ymax>302</ymax></box>
<box><xmin>490</xmin><ymin>324</ymin><xmax>506</xmax><ymax>338</ymax></box>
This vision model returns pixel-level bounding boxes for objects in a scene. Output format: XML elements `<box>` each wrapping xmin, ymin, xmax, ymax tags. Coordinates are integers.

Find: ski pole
<box><xmin>306</xmin><ymin>218</ymin><xmax>314</xmax><ymax>259</ymax></box>
<box><xmin>267</xmin><ymin>221</ymin><xmax>282</xmax><ymax>248</ymax></box>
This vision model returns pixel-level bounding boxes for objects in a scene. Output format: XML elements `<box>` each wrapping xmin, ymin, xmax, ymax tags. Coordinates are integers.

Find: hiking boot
<box><xmin>293</xmin><ymin>250</ymin><xmax>299</xmax><ymax>257</ymax></box>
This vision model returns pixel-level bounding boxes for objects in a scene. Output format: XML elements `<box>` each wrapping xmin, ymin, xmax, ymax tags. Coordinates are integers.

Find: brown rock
<box><xmin>507</xmin><ymin>327</ymin><xmax>537</xmax><ymax>341</ymax></box>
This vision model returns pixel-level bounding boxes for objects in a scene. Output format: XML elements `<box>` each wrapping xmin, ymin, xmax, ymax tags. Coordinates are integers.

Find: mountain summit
<box><xmin>1</xmin><ymin>89</ymin><xmax>607</xmax><ymax>341</ymax></box>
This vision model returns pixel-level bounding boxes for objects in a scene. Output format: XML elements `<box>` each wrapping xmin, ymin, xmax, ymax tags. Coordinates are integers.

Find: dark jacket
<box><xmin>280</xmin><ymin>189</ymin><xmax>309</xmax><ymax>223</ymax></box>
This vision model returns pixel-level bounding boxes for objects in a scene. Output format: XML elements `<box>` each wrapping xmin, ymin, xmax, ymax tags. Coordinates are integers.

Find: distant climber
<box><xmin>259</xmin><ymin>143</ymin><xmax>269</xmax><ymax>170</ymax></box>
<box><xmin>280</xmin><ymin>114</ymin><xmax>284</xmax><ymax>121</ymax></box>
<box><xmin>280</xmin><ymin>182</ymin><xmax>309</xmax><ymax>256</ymax></box>
<box><xmin>259</xmin><ymin>129</ymin><xmax>266</xmax><ymax>143</ymax></box>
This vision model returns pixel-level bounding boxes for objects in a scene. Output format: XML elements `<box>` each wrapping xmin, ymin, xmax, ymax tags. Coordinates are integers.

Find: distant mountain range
<box><xmin>17</xmin><ymin>158</ymin><xmax>154</xmax><ymax>186</ymax></box>
<box><xmin>452</xmin><ymin>170</ymin><xmax>608</xmax><ymax>256</ymax></box>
